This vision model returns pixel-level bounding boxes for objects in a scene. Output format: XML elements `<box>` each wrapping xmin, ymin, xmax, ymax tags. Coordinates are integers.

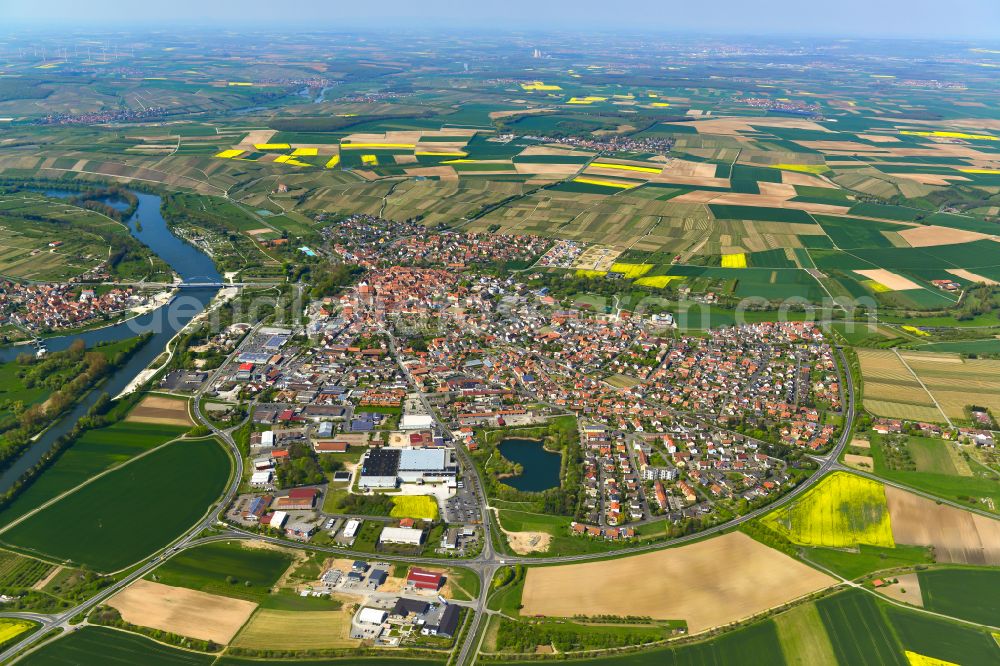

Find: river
<box><xmin>0</xmin><ymin>190</ymin><xmax>221</xmax><ymax>493</ymax></box>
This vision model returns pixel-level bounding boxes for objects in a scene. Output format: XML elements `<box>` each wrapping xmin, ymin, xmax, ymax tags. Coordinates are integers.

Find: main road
<box><xmin>0</xmin><ymin>341</ymin><xmax>949</xmax><ymax>666</ymax></box>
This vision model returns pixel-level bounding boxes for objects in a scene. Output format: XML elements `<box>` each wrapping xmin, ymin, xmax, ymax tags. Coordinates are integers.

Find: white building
<box><xmin>398</xmin><ymin>448</ymin><xmax>456</xmax><ymax>484</ymax></box>
<box><xmin>250</xmin><ymin>470</ymin><xmax>273</xmax><ymax>487</ymax></box>
<box><xmin>400</xmin><ymin>414</ymin><xmax>434</xmax><ymax>431</ymax></box>
<box><xmin>378</xmin><ymin>526</ymin><xmax>424</xmax><ymax>546</ymax></box>
<box><xmin>357</xmin><ymin>608</ymin><xmax>388</xmax><ymax>625</ymax></box>
<box><xmin>270</xmin><ymin>510</ymin><xmax>289</xmax><ymax>529</ymax></box>
<box><xmin>343</xmin><ymin>519</ymin><xmax>360</xmax><ymax>539</ymax></box>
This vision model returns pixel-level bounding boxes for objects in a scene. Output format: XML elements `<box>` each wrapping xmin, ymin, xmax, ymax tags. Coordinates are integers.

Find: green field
<box><xmin>20</xmin><ymin>626</ymin><xmax>214</xmax><ymax>665</ymax></box>
<box><xmin>815</xmin><ymin>590</ymin><xmax>905</xmax><ymax>666</ymax></box>
<box><xmin>149</xmin><ymin>541</ymin><xmax>294</xmax><ymax>601</ymax></box>
<box><xmin>0</xmin><ymin>438</ymin><xmax>231</xmax><ymax>571</ymax></box>
<box><xmin>868</xmin><ymin>434</ymin><xmax>1000</xmax><ymax>513</ymax></box>
<box><xmin>918</xmin><ymin>568</ymin><xmax>1000</xmax><ymax>626</ymax></box>
<box><xmin>804</xmin><ymin>544</ymin><xmax>932</xmax><ymax>580</ymax></box>
<box><xmin>492</xmin><ymin>617</ymin><xmax>786</xmax><ymax>665</ymax></box>
<box><xmin>886</xmin><ymin>606</ymin><xmax>999</xmax><ymax>666</ymax></box>
<box><xmin>0</xmin><ymin>421</ymin><xmax>190</xmax><ymax>524</ymax></box>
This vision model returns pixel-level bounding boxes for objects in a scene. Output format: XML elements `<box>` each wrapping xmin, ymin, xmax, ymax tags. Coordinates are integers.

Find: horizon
<box><xmin>6</xmin><ymin>0</ymin><xmax>1000</xmax><ymax>41</ymax></box>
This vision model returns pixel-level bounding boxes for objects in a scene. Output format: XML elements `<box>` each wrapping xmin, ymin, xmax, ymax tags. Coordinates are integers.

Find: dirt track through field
<box><xmin>108</xmin><ymin>579</ymin><xmax>257</xmax><ymax>644</ymax></box>
<box><xmin>520</xmin><ymin>532</ymin><xmax>835</xmax><ymax>632</ymax></box>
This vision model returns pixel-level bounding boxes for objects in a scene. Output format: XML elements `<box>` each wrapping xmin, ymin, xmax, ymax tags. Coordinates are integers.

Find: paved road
<box><xmin>0</xmin><ymin>342</ymin><xmax>979</xmax><ymax>666</ymax></box>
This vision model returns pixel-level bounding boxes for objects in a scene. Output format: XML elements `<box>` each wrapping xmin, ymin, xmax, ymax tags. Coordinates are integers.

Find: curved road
<box><xmin>0</xmin><ymin>343</ymin><xmax>985</xmax><ymax>665</ymax></box>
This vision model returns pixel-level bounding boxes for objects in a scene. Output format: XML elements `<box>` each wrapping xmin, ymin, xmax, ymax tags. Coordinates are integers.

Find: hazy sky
<box><xmin>7</xmin><ymin>0</ymin><xmax>1000</xmax><ymax>40</ymax></box>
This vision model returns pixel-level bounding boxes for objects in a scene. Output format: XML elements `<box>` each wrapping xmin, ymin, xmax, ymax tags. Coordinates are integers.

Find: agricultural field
<box><xmin>125</xmin><ymin>394</ymin><xmax>192</xmax><ymax>426</ymax></box>
<box><xmin>519</xmin><ymin>532</ymin><xmax>835</xmax><ymax>633</ymax></box>
<box><xmin>0</xmin><ymin>618</ymin><xmax>37</xmax><ymax>647</ymax></box>
<box><xmin>761</xmin><ymin>472</ymin><xmax>895</xmax><ymax>548</ymax></box>
<box><xmin>389</xmin><ymin>495</ymin><xmax>439</xmax><ymax>521</ymax></box>
<box><xmin>148</xmin><ymin>541</ymin><xmax>295</xmax><ymax>602</ymax></box>
<box><xmin>884</xmin><ymin>486</ymin><xmax>1000</xmax><ymax>566</ymax></box>
<box><xmin>493</xmin><ymin>588</ymin><xmax>1000</xmax><ymax>666</ymax></box>
<box><xmin>0</xmin><ymin>438</ymin><xmax>231</xmax><ymax>571</ymax></box>
<box><xmin>917</xmin><ymin>568</ymin><xmax>1000</xmax><ymax>626</ymax></box>
<box><xmin>865</xmin><ymin>433</ymin><xmax>1000</xmax><ymax>512</ymax></box>
<box><xmin>231</xmin><ymin>608</ymin><xmax>359</xmax><ymax>650</ymax></box>
<box><xmin>108</xmin><ymin>579</ymin><xmax>257</xmax><ymax>644</ymax></box>
<box><xmin>0</xmin><ymin>420</ymin><xmax>191</xmax><ymax>525</ymax></box>
<box><xmin>18</xmin><ymin>626</ymin><xmax>215</xmax><ymax>666</ymax></box>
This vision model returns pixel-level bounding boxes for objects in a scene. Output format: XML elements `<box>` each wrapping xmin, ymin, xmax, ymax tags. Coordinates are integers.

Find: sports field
<box><xmin>0</xmin><ymin>438</ymin><xmax>231</xmax><ymax>571</ymax></box>
<box><xmin>761</xmin><ymin>472</ymin><xmax>895</xmax><ymax>548</ymax></box>
<box><xmin>520</xmin><ymin>532</ymin><xmax>834</xmax><ymax>632</ymax></box>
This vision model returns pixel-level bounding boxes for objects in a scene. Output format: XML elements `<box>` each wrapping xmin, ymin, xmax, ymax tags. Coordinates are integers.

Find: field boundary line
<box><xmin>0</xmin><ymin>436</ymin><xmax>186</xmax><ymax>538</ymax></box>
<box><xmin>892</xmin><ymin>349</ymin><xmax>952</xmax><ymax>427</ymax></box>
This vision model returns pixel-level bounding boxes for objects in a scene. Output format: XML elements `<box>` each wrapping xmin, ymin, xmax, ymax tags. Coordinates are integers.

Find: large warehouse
<box><xmin>358</xmin><ymin>447</ymin><xmax>456</xmax><ymax>488</ymax></box>
<box><xmin>358</xmin><ymin>448</ymin><xmax>401</xmax><ymax>488</ymax></box>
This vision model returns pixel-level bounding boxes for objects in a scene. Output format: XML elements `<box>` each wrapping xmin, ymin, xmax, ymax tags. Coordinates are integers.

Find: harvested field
<box><xmin>886</xmin><ymin>486</ymin><xmax>1000</xmax><ymax>565</ymax></box>
<box><xmin>520</xmin><ymin>532</ymin><xmax>835</xmax><ymax>633</ymax></box>
<box><xmin>946</xmin><ymin>268</ymin><xmax>999</xmax><ymax>285</ymax></box>
<box><xmin>851</xmin><ymin>439</ymin><xmax>872</xmax><ymax>449</ymax></box>
<box><xmin>670</xmin><ymin>117</ymin><xmax>831</xmax><ymax>136</ymax></box>
<box><xmin>853</xmin><ymin>269</ymin><xmax>921</xmax><ymax>291</ymax></box>
<box><xmin>231</xmin><ymin>608</ymin><xmax>359</xmax><ymax>650</ymax></box>
<box><xmin>844</xmin><ymin>454</ymin><xmax>875</xmax><ymax>470</ymax></box>
<box><xmin>108</xmin><ymin>579</ymin><xmax>256</xmax><ymax>644</ymax></box>
<box><xmin>896</xmin><ymin>226</ymin><xmax>993</xmax><ymax>248</ymax></box>
<box><xmin>879</xmin><ymin>573</ymin><xmax>922</xmax><ymax>607</ymax></box>
<box><xmin>781</xmin><ymin>171</ymin><xmax>836</xmax><ymax>187</ymax></box>
<box><xmin>126</xmin><ymin>395</ymin><xmax>192</xmax><ymax>426</ymax></box>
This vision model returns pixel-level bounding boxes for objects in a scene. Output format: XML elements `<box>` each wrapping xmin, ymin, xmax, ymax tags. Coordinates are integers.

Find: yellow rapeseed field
<box><xmin>610</xmin><ymin>263</ymin><xmax>653</xmax><ymax>278</ymax></box>
<box><xmin>635</xmin><ymin>275</ymin><xmax>682</xmax><ymax>288</ymax></box>
<box><xmin>901</xmin><ymin>325</ymin><xmax>930</xmax><ymax>337</ymax></box>
<box><xmin>361</xmin><ymin>154</ymin><xmax>379</xmax><ymax>166</ymax></box>
<box><xmin>770</xmin><ymin>164</ymin><xmax>832</xmax><ymax>174</ymax></box>
<box><xmin>215</xmin><ymin>149</ymin><xmax>245</xmax><ymax>159</ymax></box>
<box><xmin>862</xmin><ymin>280</ymin><xmax>892</xmax><ymax>293</ymax></box>
<box><xmin>292</xmin><ymin>147</ymin><xmax>318</xmax><ymax>156</ymax></box>
<box><xmin>904</xmin><ymin>651</ymin><xmax>959</xmax><ymax>666</ymax></box>
<box><xmin>0</xmin><ymin>619</ymin><xmax>34</xmax><ymax>644</ymax></box>
<box><xmin>390</xmin><ymin>495</ymin><xmax>439</xmax><ymax>520</ymax></box>
<box><xmin>255</xmin><ymin>143</ymin><xmax>290</xmax><ymax>150</ymax></box>
<box><xmin>521</xmin><ymin>81</ymin><xmax>562</xmax><ymax>91</ymax></box>
<box><xmin>575</xmin><ymin>269</ymin><xmax>608</xmax><ymax>278</ymax></box>
<box><xmin>901</xmin><ymin>130</ymin><xmax>997</xmax><ymax>141</ymax></box>
<box><xmin>761</xmin><ymin>472</ymin><xmax>895</xmax><ymax>548</ymax></box>
<box><xmin>590</xmin><ymin>162</ymin><xmax>662</xmax><ymax>174</ymax></box>
<box><xmin>274</xmin><ymin>155</ymin><xmax>310</xmax><ymax>167</ymax></box>
<box><xmin>721</xmin><ymin>253</ymin><xmax>748</xmax><ymax>268</ymax></box>
<box><xmin>325</xmin><ymin>155</ymin><xmax>341</xmax><ymax>169</ymax></box>
<box><xmin>573</xmin><ymin>177</ymin><xmax>637</xmax><ymax>190</ymax></box>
